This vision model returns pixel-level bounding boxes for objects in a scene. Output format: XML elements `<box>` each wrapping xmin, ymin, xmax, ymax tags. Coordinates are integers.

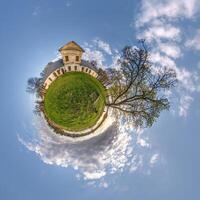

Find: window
<box><xmin>68</xmin><ymin>66</ymin><xmax>71</xmax><ymax>71</ymax></box>
<box><xmin>49</xmin><ymin>77</ymin><xmax>52</xmax><ymax>81</ymax></box>
<box><xmin>53</xmin><ymin>72</ymin><xmax>57</xmax><ymax>77</ymax></box>
<box><xmin>61</xmin><ymin>68</ymin><xmax>65</xmax><ymax>74</ymax></box>
<box><xmin>82</xmin><ymin>67</ymin><xmax>84</xmax><ymax>71</ymax></box>
<box><xmin>89</xmin><ymin>70</ymin><xmax>91</xmax><ymax>74</ymax></box>
<box><xmin>65</xmin><ymin>56</ymin><xmax>69</xmax><ymax>61</ymax></box>
<box><xmin>75</xmin><ymin>66</ymin><xmax>77</xmax><ymax>71</ymax></box>
<box><xmin>57</xmin><ymin>69</ymin><xmax>60</xmax><ymax>75</ymax></box>
<box><xmin>85</xmin><ymin>68</ymin><xmax>88</xmax><ymax>72</ymax></box>
<box><xmin>76</xmin><ymin>56</ymin><xmax>79</xmax><ymax>61</ymax></box>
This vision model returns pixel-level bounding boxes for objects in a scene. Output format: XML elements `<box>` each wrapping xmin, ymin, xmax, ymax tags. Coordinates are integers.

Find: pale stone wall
<box><xmin>43</xmin><ymin>64</ymin><xmax>98</xmax><ymax>90</ymax></box>
<box><xmin>61</xmin><ymin>50</ymin><xmax>83</xmax><ymax>65</ymax></box>
<box><xmin>59</xmin><ymin>41</ymin><xmax>84</xmax><ymax>65</ymax></box>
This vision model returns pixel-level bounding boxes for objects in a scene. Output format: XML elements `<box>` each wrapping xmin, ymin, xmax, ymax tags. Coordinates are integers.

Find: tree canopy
<box><xmin>105</xmin><ymin>41</ymin><xmax>177</xmax><ymax>128</ymax></box>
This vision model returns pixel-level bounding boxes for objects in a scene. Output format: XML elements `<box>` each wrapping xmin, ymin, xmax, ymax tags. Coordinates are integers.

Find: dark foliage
<box><xmin>26</xmin><ymin>77</ymin><xmax>43</xmax><ymax>96</ymax></box>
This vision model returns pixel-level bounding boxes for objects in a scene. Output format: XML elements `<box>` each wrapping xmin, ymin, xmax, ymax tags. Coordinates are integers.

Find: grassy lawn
<box><xmin>44</xmin><ymin>72</ymin><xmax>106</xmax><ymax>131</ymax></box>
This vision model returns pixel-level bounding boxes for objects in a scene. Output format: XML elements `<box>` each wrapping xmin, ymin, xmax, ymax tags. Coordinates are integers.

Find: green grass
<box><xmin>44</xmin><ymin>72</ymin><xmax>106</xmax><ymax>131</ymax></box>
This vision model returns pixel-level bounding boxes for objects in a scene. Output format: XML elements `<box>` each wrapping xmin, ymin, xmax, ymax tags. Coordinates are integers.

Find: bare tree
<box><xmin>106</xmin><ymin>41</ymin><xmax>177</xmax><ymax>128</ymax></box>
<box><xmin>33</xmin><ymin>100</ymin><xmax>43</xmax><ymax>115</ymax></box>
<box><xmin>97</xmin><ymin>68</ymin><xmax>111</xmax><ymax>87</ymax></box>
<box><xmin>26</xmin><ymin>77</ymin><xmax>42</xmax><ymax>95</ymax></box>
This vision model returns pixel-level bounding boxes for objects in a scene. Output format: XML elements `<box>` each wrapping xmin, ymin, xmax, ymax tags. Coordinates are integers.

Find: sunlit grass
<box><xmin>44</xmin><ymin>72</ymin><xmax>106</xmax><ymax>131</ymax></box>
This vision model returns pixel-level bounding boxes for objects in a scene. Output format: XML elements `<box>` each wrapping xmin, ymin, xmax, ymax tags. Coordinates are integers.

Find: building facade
<box><xmin>43</xmin><ymin>41</ymin><xmax>98</xmax><ymax>90</ymax></box>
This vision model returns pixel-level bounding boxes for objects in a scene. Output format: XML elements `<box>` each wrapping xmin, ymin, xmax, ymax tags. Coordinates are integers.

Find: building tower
<box><xmin>59</xmin><ymin>41</ymin><xmax>85</xmax><ymax>65</ymax></box>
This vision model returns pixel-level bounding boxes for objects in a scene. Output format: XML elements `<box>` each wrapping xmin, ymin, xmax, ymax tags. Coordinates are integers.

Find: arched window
<box><xmin>76</xmin><ymin>56</ymin><xmax>79</xmax><ymax>61</ymax></box>
<box><xmin>75</xmin><ymin>66</ymin><xmax>77</xmax><ymax>71</ymax></box>
<box><xmin>82</xmin><ymin>67</ymin><xmax>84</xmax><ymax>71</ymax></box>
<box><xmin>49</xmin><ymin>77</ymin><xmax>52</xmax><ymax>81</ymax></box>
<box><xmin>85</xmin><ymin>68</ymin><xmax>88</xmax><ymax>72</ymax></box>
<box><xmin>89</xmin><ymin>70</ymin><xmax>91</xmax><ymax>74</ymax></box>
<box><xmin>68</xmin><ymin>66</ymin><xmax>71</xmax><ymax>71</ymax></box>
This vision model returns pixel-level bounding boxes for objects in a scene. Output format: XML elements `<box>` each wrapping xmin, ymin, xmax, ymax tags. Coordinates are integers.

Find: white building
<box><xmin>43</xmin><ymin>41</ymin><xmax>98</xmax><ymax>90</ymax></box>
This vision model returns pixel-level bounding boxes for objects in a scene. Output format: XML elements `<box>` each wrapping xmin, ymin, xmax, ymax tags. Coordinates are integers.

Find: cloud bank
<box><xmin>19</xmin><ymin>112</ymin><xmax>156</xmax><ymax>186</ymax></box>
<box><xmin>135</xmin><ymin>0</ymin><xmax>200</xmax><ymax>117</ymax></box>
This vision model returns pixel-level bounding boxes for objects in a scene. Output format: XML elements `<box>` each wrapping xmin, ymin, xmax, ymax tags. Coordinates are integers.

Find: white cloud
<box><xmin>135</xmin><ymin>0</ymin><xmax>200</xmax><ymax>117</ymax></box>
<box><xmin>150</xmin><ymin>153</ymin><xmax>159</xmax><ymax>166</ymax></box>
<box><xmin>129</xmin><ymin>155</ymin><xmax>143</xmax><ymax>172</ymax></box>
<box><xmin>109</xmin><ymin>54</ymin><xmax>121</xmax><ymax>69</ymax></box>
<box><xmin>185</xmin><ymin>29</ymin><xmax>200</xmax><ymax>50</ymax></box>
<box><xmin>83</xmin><ymin>171</ymin><xmax>106</xmax><ymax>180</ymax></box>
<box><xmin>157</xmin><ymin>42</ymin><xmax>181</xmax><ymax>59</ymax></box>
<box><xmin>82</xmin><ymin>48</ymin><xmax>105</xmax><ymax>68</ymax></box>
<box><xmin>93</xmin><ymin>39</ymin><xmax>112</xmax><ymax>55</ymax></box>
<box><xmin>136</xmin><ymin>128</ymin><xmax>150</xmax><ymax>148</ymax></box>
<box><xmin>98</xmin><ymin>180</ymin><xmax>109</xmax><ymax>188</ymax></box>
<box><xmin>179</xmin><ymin>95</ymin><xmax>193</xmax><ymax>117</ymax></box>
<box><xmin>136</xmin><ymin>0</ymin><xmax>199</xmax><ymax>27</ymax></box>
<box><xmin>140</xmin><ymin>24</ymin><xmax>181</xmax><ymax>42</ymax></box>
<box><xmin>137</xmin><ymin>138</ymin><xmax>150</xmax><ymax>148</ymax></box>
<box><xmin>19</xmin><ymin>114</ymin><xmax>144</xmax><ymax>182</ymax></box>
<box><xmin>150</xmin><ymin>52</ymin><xmax>176</xmax><ymax>68</ymax></box>
<box><xmin>19</xmin><ymin>109</ymin><xmax>160</xmax><ymax>185</ymax></box>
<box><xmin>150</xmin><ymin>52</ymin><xmax>199</xmax><ymax>92</ymax></box>
<box><xmin>82</xmin><ymin>39</ymin><xmax>120</xmax><ymax>69</ymax></box>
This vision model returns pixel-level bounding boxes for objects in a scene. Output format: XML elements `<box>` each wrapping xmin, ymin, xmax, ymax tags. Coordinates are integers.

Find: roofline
<box><xmin>59</xmin><ymin>41</ymin><xmax>85</xmax><ymax>52</ymax></box>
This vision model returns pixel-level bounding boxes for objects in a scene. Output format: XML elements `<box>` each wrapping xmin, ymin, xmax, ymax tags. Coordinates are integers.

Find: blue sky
<box><xmin>1</xmin><ymin>0</ymin><xmax>200</xmax><ymax>199</ymax></box>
